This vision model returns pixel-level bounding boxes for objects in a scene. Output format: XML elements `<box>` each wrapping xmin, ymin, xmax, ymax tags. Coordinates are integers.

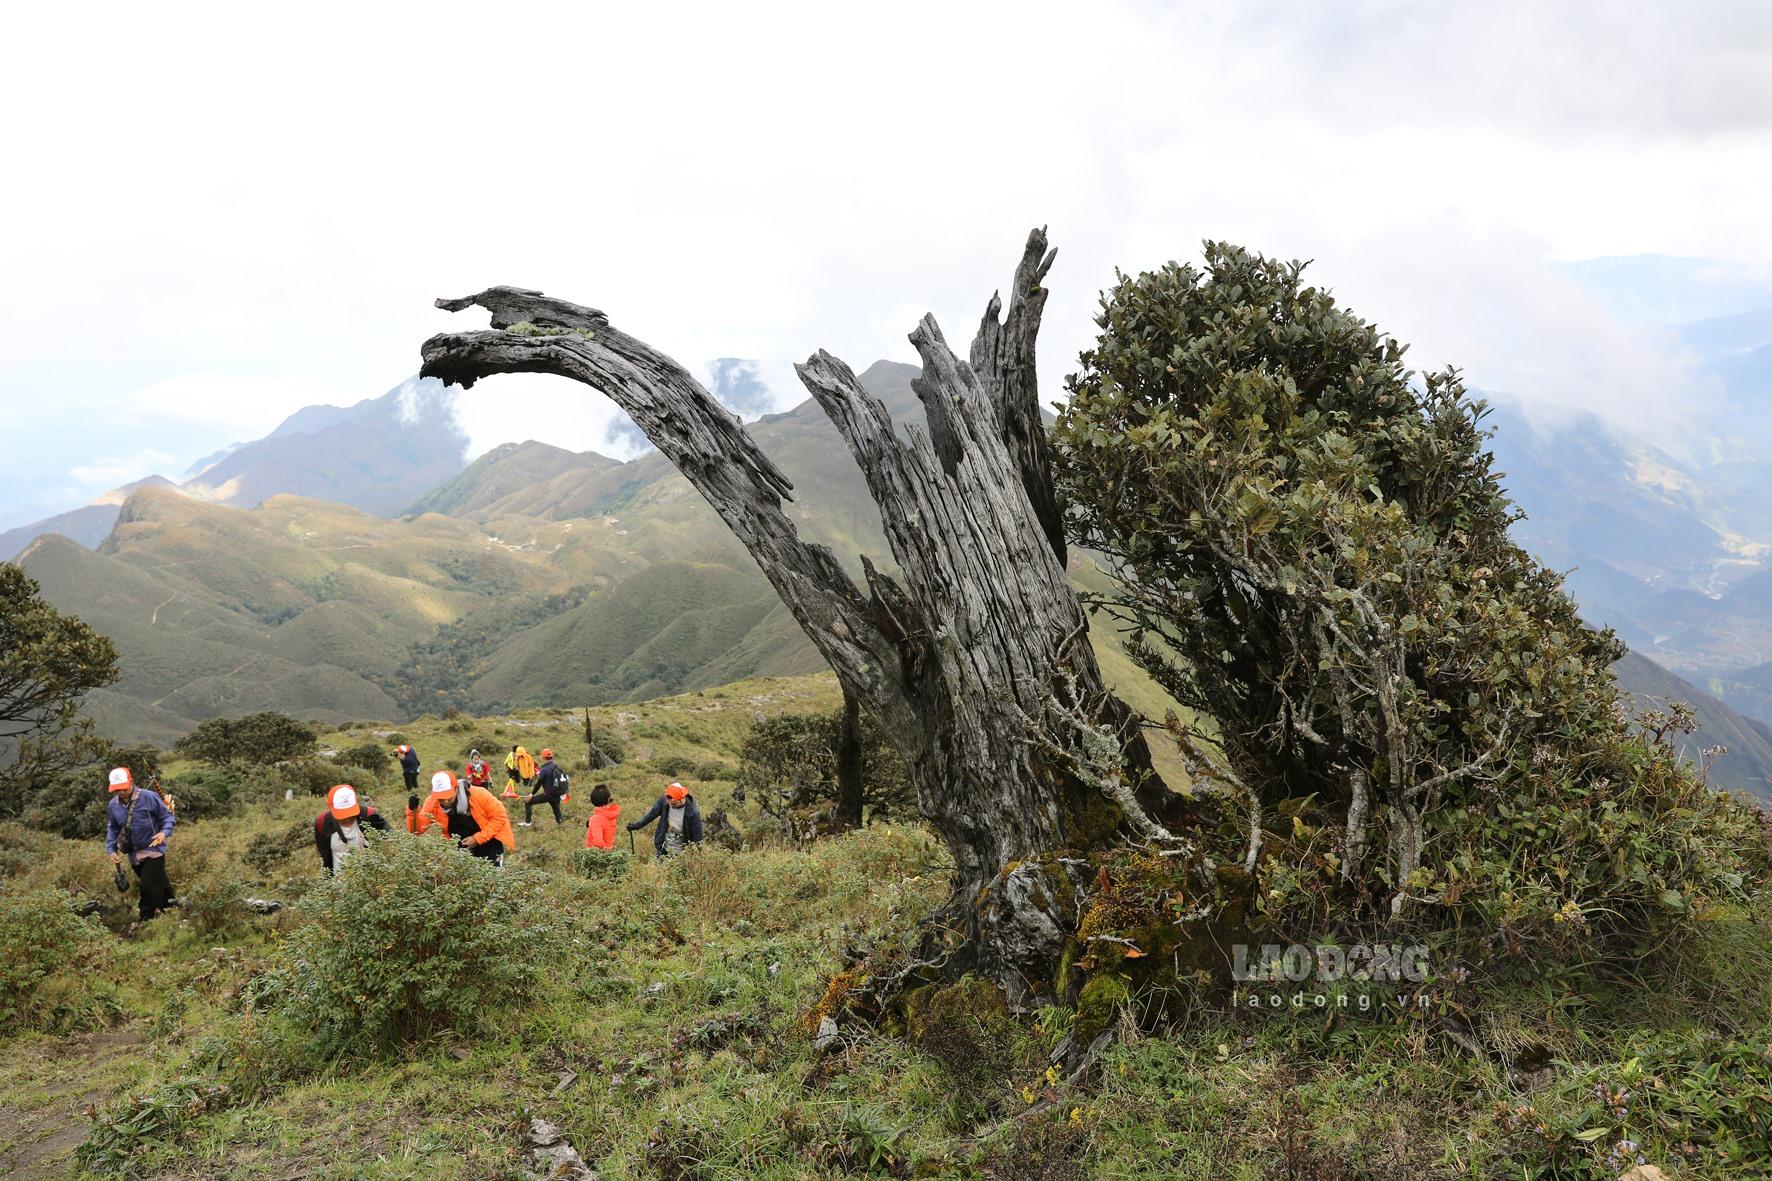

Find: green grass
<box><xmin>2</xmin><ymin>677</ymin><xmax>1767</xmax><ymax>1179</ymax></box>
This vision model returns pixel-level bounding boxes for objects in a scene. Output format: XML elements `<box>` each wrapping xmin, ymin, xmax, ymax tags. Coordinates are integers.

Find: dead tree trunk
<box><xmin>582</xmin><ymin>708</ymin><xmax>618</xmax><ymax>770</ymax></box>
<box><xmin>834</xmin><ymin>686</ymin><xmax>864</xmax><ymax>831</ymax></box>
<box><xmin>420</xmin><ymin>229</ymin><xmax>1183</xmax><ymax>1005</ymax></box>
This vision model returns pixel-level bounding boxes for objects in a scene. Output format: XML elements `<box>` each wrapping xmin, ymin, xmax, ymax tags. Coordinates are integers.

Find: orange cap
<box><xmin>328</xmin><ymin>783</ymin><xmax>362</xmax><ymax>821</ymax></box>
<box><xmin>429</xmin><ymin>769</ymin><xmax>458</xmax><ymax>795</ymax></box>
<box><xmin>107</xmin><ymin>766</ymin><xmax>134</xmax><ymax>793</ymax></box>
<box><xmin>396</xmin><ymin>744</ymin><xmax>410</xmax><ymax>754</ymax></box>
<box><xmin>664</xmin><ymin>782</ymin><xmax>687</xmax><ymax>803</ymax></box>
<box><xmin>540</xmin><ymin>748</ymin><xmax>554</xmax><ymax>760</ymax></box>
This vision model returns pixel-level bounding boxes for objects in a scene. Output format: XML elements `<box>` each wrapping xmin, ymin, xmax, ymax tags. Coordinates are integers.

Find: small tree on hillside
<box><xmin>1052</xmin><ymin>244</ymin><xmax>1707</xmax><ymax>922</ymax></box>
<box><xmin>739</xmin><ymin>700</ymin><xmax>912</xmax><ymax>841</ymax></box>
<box><xmin>0</xmin><ymin>564</ymin><xmax>119</xmax><ymax>780</ymax></box>
<box><xmin>175</xmin><ymin>711</ymin><xmax>317</xmax><ymax>767</ymax></box>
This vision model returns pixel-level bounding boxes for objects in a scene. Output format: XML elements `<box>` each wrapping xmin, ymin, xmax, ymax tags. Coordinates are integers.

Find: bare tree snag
<box><xmin>421</xmin><ymin>228</ymin><xmax>1183</xmax><ymax>1005</ymax></box>
<box><xmin>834</xmin><ymin>685</ymin><xmax>864</xmax><ymax>831</ymax></box>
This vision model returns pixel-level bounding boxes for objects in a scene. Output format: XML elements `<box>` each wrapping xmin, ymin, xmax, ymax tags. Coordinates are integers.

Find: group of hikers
<box><xmin>103</xmin><ymin>739</ymin><xmax>706</xmax><ymax>925</ymax></box>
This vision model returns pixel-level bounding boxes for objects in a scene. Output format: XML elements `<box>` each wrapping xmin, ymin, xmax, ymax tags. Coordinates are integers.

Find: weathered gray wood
<box><xmin>420</xmin><ymin>231</ymin><xmax>1176</xmax><ymax>1002</ymax></box>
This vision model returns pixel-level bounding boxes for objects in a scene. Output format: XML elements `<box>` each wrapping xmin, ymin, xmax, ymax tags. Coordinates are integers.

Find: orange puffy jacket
<box><xmin>415</xmin><ymin>783</ymin><xmax>517</xmax><ymax>852</ymax></box>
<box><xmin>584</xmin><ymin>801</ymin><xmax>622</xmax><ymax>850</ymax></box>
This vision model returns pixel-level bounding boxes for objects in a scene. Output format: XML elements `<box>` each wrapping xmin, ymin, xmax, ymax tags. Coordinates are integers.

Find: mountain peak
<box><xmin>90</xmin><ymin>474</ymin><xmax>179</xmax><ymax>508</ymax></box>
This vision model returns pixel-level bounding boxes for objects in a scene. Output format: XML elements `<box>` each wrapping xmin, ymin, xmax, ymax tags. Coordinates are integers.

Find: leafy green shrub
<box><xmin>19</xmin><ymin>771</ymin><xmax>112</xmax><ymax>839</ymax></box>
<box><xmin>1494</xmin><ymin>1031</ymin><xmax>1772</xmax><ymax>1177</ymax></box>
<box><xmin>176</xmin><ymin>867</ymin><xmax>247</xmax><ymax>937</ymax></box>
<box><xmin>1054</xmin><ymin>242</ymin><xmax>1763</xmax><ymax>961</ymax></box>
<box><xmin>162</xmin><ymin>766</ymin><xmax>236</xmax><ymax>820</ymax></box>
<box><xmin>334</xmin><ymin>742</ymin><xmax>391</xmax><ymax>776</ymax></box>
<box><xmin>385</xmin><ymin>731</ymin><xmax>409</xmax><ymax>748</ymax></box>
<box><xmin>696</xmin><ymin>759</ymin><xmax>738</xmax><ymax>781</ymax></box>
<box><xmin>461</xmin><ymin>734</ymin><xmax>506</xmax><ymax>761</ymax></box>
<box><xmin>0</xmin><ymin>885</ymin><xmax>118</xmax><ymax>1034</ymax></box>
<box><xmin>653</xmin><ymin>753</ymin><xmax>697</xmax><ymax>778</ymax></box>
<box><xmin>738</xmin><ymin>709</ymin><xmax>913</xmax><ymax>837</ymax></box>
<box><xmin>573</xmin><ymin>847</ymin><xmax>631</xmax><ymax>880</ymax></box>
<box><xmin>175</xmin><ymin>711</ymin><xmax>316</xmax><ymax>767</ymax></box>
<box><xmin>266</xmin><ymin>835</ymin><xmax>571</xmax><ymax>1049</ymax></box>
<box><xmin>261</xmin><ymin>756</ymin><xmax>348</xmax><ymax>800</ymax></box>
<box><xmin>245</xmin><ymin>819</ymin><xmax>311</xmax><ymax>876</ymax></box>
<box><xmin>78</xmin><ymin>1080</ymin><xmax>232</xmax><ymax>1177</ymax></box>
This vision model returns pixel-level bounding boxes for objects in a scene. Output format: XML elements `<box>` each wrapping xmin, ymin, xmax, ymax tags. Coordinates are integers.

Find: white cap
<box><xmin>430</xmin><ymin>770</ymin><xmax>456</xmax><ymax>795</ymax></box>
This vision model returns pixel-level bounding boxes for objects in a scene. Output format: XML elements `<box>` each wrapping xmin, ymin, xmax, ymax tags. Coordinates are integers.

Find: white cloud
<box><xmin>2</xmin><ymin>0</ymin><xmax>1771</xmax><ymax>524</ymax></box>
<box><xmin>118</xmin><ymin>373</ymin><xmax>363</xmax><ymax>437</ymax></box>
<box><xmin>69</xmin><ymin>449</ymin><xmax>180</xmax><ymax>494</ymax></box>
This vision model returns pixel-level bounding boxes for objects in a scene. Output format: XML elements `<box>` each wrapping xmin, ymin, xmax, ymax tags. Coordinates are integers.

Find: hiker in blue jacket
<box><xmin>627</xmin><ymin>783</ymin><xmax>702</xmax><ymax>857</ymax></box>
<box><xmin>396</xmin><ymin>743</ymin><xmax>421</xmax><ymax>791</ymax></box>
<box><xmin>104</xmin><ymin>766</ymin><xmax>177</xmax><ymax>923</ymax></box>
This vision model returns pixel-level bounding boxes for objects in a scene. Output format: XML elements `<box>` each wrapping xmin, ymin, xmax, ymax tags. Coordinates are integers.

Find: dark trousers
<box><xmin>133</xmin><ymin>856</ymin><xmax>172</xmax><ymax>922</ymax></box>
<box><xmin>524</xmin><ymin>793</ymin><xmax>562</xmax><ymax>824</ymax></box>
<box><xmin>470</xmin><ymin>838</ymin><xmax>505</xmax><ymax>866</ymax></box>
<box><xmin>403</xmin><ymin>770</ymin><xmax>420</xmax><ymax>791</ymax></box>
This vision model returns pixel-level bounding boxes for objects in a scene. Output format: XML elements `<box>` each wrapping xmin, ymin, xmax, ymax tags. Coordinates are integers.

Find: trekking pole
<box><xmin>628</xmin><ymin>828</ymin><xmax>636</xmax><ymax>856</ymax></box>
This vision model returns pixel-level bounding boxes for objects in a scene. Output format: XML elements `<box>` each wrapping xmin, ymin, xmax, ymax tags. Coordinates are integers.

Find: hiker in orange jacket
<box><xmin>414</xmin><ymin>769</ymin><xmax>515</xmax><ymax>865</ymax></box>
<box><xmin>583</xmin><ymin>785</ymin><xmax>621</xmax><ymax>850</ymax></box>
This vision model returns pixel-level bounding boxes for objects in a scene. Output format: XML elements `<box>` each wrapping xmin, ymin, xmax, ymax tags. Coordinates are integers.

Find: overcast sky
<box><xmin>4</xmin><ymin>0</ymin><xmax>1772</xmax><ymax>530</ymax></box>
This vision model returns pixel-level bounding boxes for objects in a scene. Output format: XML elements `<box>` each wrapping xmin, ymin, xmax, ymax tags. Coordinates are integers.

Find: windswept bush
<box><xmin>738</xmin><ymin>709</ymin><xmax>913</xmax><ymax>840</ymax></box>
<box><xmin>264</xmin><ymin>835</ymin><xmax>571</xmax><ymax>1049</ymax></box>
<box><xmin>175</xmin><ymin>711</ymin><xmax>316</xmax><ymax>767</ymax></box>
<box><xmin>333</xmin><ymin>742</ymin><xmax>392</xmax><ymax>777</ymax></box>
<box><xmin>0</xmin><ymin>885</ymin><xmax>119</xmax><ymax>1034</ymax></box>
<box><xmin>1054</xmin><ymin>242</ymin><xmax>1763</xmax><ymax>960</ymax></box>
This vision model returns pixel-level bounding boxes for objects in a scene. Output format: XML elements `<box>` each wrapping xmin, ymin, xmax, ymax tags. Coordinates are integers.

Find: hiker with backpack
<box><xmin>628</xmin><ymin>782</ymin><xmax>702</xmax><ymax>858</ymax></box>
<box><xmin>104</xmin><ymin>766</ymin><xmax>177</xmax><ymax>924</ymax></box>
<box><xmin>413</xmin><ymin>769</ymin><xmax>515</xmax><ymax>865</ymax></box>
<box><xmin>519</xmin><ymin>748</ymin><xmax>569</xmax><ymax>828</ymax></box>
<box><xmin>314</xmin><ymin>783</ymin><xmax>390</xmax><ymax>875</ymax></box>
<box><xmin>397</xmin><ymin>743</ymin><xmax>421</xmax><ymax>791</ymax></box>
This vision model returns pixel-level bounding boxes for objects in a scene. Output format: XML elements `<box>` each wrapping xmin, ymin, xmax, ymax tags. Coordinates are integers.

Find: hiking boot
<box><xmin>518</xmin><ymin>821</ymin><xmax>533</xmax><ymax>828</ymax></box>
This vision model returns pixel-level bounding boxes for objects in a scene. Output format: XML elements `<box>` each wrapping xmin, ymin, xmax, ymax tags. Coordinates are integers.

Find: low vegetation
<box><xmin>0</xmin><ymin>674</ymin><xmax>1762</xmax><ymax>1178</ymax></box>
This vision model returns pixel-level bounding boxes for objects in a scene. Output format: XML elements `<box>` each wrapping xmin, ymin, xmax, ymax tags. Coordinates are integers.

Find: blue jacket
<box><xmin>534</xmin><ymin>760</ymin><xmax>566</xmax><ymax>799</ymax></box>
<box><xmin>630</xmin><ymin>794</ymin><xmax>702</xmax><ymax>855</ymax></box>
<box><xmin>400</xmin><ymin>749</ymin><xmax>421</xmax><ymax>774</ymax></box>
<box><xmin>106</xmin><ymin>789</ymin><xmax>176</xmax><ymax>863</ymax></box>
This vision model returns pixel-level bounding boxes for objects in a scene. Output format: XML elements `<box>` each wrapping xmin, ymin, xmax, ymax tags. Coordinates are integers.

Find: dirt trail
<box><xmin>0</xmin><ymin>1027</ymin><xmax>144</xmax><ymax>1179</ymax></box>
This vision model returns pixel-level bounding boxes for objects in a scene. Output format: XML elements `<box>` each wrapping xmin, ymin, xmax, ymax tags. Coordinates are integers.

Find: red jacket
<box><xmin>584</xmin><ymin>802</ymin><xmax>622</xmax><ymax>850</ymax></box>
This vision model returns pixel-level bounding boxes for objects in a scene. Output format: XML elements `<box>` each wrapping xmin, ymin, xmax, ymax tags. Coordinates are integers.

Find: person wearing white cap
<box><xmin>413</xmin><ymin>769</ymin><xmax>515</xmax><ymax>865</ymax></box>
<box><xmin>314</xmin><ymin>783</ymin><xmax>390</xmax><ymax>875</ymax></box>
<box><xmin>103</xmin><ymin>766</ymin><xmax>177</xmax><ymax>923</ymax></box>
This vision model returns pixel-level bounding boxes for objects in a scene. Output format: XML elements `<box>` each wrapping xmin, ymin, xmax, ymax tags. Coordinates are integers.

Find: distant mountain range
<box><xmin>12</xmin><ymin>363</ymin><xmax>925</xmax><ymax>746</ymax></box>
<box><xmin>8</xmin><ymin>259</ymin><xmax>1772</xmax><ymax>800</ymax></box>
<box><xmin>1</xmin><ymin>379</ymin><xmax>471</xmax><ymax>562</ymax></box>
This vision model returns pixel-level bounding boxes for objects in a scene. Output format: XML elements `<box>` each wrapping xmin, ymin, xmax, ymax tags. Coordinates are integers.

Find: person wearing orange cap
<box><xmin>313</xmin><ymin>783</ymin><xmax>390</xmax><ymax>875</ymax></box>
<box><xmin>519</xmin><ymin>748</ymin><xmax>569</xmax><ymax>828</ymax></box>
<box><xmin>414</xmin><ymin>769</ymin><xmax>515</xmax><ymax>865</ymax></box>
<box><xmin>103</xmin><ymin>766</ymin><xmax>177</xmax><ymax>923</ymax></box>
<box><xmin>628</xmin><ymin>782</ymin><xmax>701</xmax><ymax>858</ymax></box>
<box><xmin>396</xmin><ymin>743</ymin><xmax>421</xmax><ymax>792</ymax></box>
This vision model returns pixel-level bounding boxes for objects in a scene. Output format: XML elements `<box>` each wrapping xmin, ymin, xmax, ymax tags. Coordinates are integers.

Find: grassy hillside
<box><xmin>1</xmin><ymin>674</ymin><xmax>1764</xmax><ymax>1179</ymax></box>
<box><xmin>404</xmin><ymin>440</ymin><xmax>620</xmax><ymax>518</ymax></box>
<box><xmin>14</xmin><ymin>362</ymin><xmax>942</xmax><ymax>744</ymax></box>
